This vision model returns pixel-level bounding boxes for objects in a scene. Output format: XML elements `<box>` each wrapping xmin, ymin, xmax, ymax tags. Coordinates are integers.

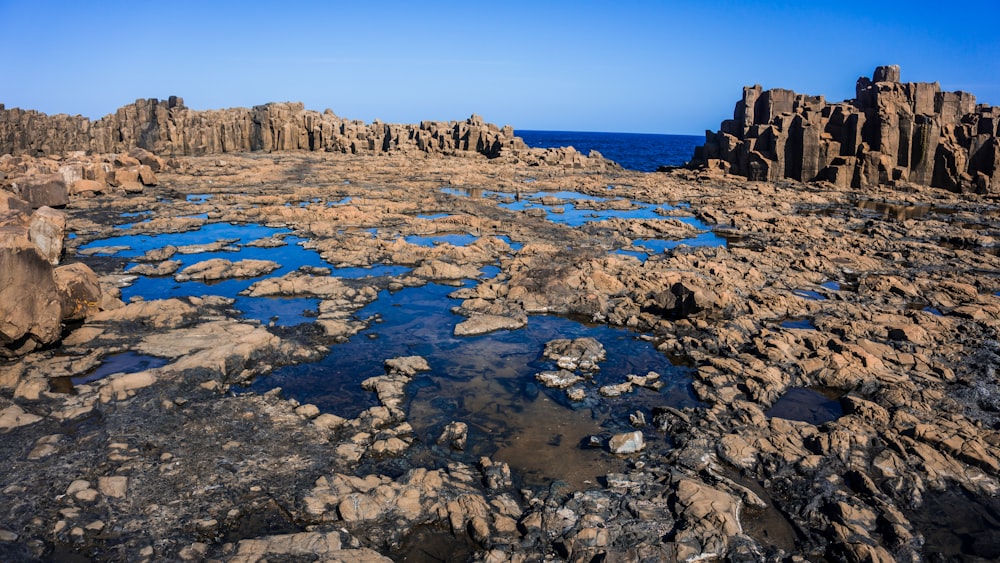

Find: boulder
<box><xmin>437</xmin><ymin>421</ymin><xmax>468</xmax><ymax>450</ymax></box>
<box><xmin>137</xmin><ymin>165</ymin><xmax>158</xmax><ymax>186</ymax></box>
<box><xmin>53</xmin><ymin>263</ymin><xmax>103</xmax><ymax>321</ymax></box>
<box><xmin>453</xmin><ymin>313</ymin><xmax>526</xmax><ymax>336</ymax></box>
<box><xmin>17</xmin><ymin>174</ymin><xmax>68</xmax><ymax>208</ymax></box>
<box><xmin>128</xmin><ymin>148</ymin><xmax>165</xmax><ymax>172</ymax></box>
<box><xmin>0</xmin><ymin>192</ymin><xmax>31</xmax><ymax>215</ymax></box>
<box><xmin>70</xmin><ymin>179</ymin><xmax>106</xmax><ymax>196</ymax></box>
<box><xmin>28</xmin><ymin>206</ymin><xmax>65</xmax><ymax>265</ymax></box>
<box><xmin>109</xmin><ymin>168</ymin><xmax>143</xmax><ymax>192</ymax></box>
<box><xmin>648</xmin><ymin>281</ymin><xmax>703</xmax><ymax>319</ymax></box>
<box><xmin>608</xmin><ymin>431</ymin><xmax>645</xmax><ymax>454</ymax></box>
<box><xmin>535</xmin><ymin>370</ymin><xmax>583</xmax><ymax>389</ymax></box>
<box><xmin>0</xmin><ymin>238</ymin><xmax>62</xmax><ymax>354</ymax></box>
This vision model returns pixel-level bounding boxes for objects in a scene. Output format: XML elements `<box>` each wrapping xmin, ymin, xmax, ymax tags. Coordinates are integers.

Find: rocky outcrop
<box><xmin>693</xmin><ymin>65</ymin><xmax>1000</xmax><ymax>193</ymax></box>
<box><xmin>0</xmin><ymin>192</ymin><xmax>102</xmax><ymax>356</ymax></box>
<box><xmin>0</xmin><ymin>98</ymin><xmax>527</xmax><ymax>160</ymax></box>
<box><xmin>0</xmin><ymin>149</ymin><xmax>160</xmax><ymax>202</ymax></box>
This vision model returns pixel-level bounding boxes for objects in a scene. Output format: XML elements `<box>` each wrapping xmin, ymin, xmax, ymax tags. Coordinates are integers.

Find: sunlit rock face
<box><xmin>694</xmin><ymin>65</ymin><xmax>1000</xmax><ymax>194</ymax></box>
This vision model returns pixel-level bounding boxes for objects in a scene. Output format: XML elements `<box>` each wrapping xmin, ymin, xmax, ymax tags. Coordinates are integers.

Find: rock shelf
<box><xmin>2</xmin><ymin>131</ymin><xmax>1000</xmax><ymax>561</ymax></box>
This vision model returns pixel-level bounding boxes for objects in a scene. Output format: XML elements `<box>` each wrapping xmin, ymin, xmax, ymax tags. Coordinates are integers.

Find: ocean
<box><xmin>515</xmin><ymin>130</ymin><xmax>703</xmax><ymax>172</ymax></box>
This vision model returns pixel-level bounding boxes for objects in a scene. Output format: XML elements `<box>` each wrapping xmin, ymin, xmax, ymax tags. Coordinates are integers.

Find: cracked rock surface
<box><xmin>1</xmin><ymin>149</ymin><xmax>1000</xmax><ymax>561</ymax></box>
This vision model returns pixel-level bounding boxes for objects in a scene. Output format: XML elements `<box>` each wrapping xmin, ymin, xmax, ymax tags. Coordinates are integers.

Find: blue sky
<box><xmin>1</xmin><ymin>1</ymin><xmax>996</xmax><ymax>135</ymax></box>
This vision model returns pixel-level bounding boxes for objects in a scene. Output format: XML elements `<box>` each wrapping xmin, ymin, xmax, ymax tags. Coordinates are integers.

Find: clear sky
<box><xmin>1</xmin><ymin>1</ymin><xmax>997</xmax><ymax>135</ymax></box>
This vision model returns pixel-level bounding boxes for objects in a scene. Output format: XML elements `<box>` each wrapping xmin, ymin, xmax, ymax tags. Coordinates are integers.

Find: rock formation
<box><xmin>2</xmin><ymin>149</ymin><xmax>1000</xmax><ymax>560</ymax></box>
<box><xmin>693</xmin><ymin>65</ymin><xmax>1000</xmax><ymax>193</ymax></box>
<box><xmin>0</xmin><ymin>98</ymin><xmax>525</xmax><ymax>159</ymax></box>
<box><xmin>0</xmin><ymin>201</ymin><xmax>103</xmax><ymax>356</ymax></box>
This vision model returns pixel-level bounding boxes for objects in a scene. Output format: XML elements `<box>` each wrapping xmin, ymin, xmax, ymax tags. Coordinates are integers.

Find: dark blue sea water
<box><xmin>515</xmin><ymin>130</ymin><xmax>702</xmax><ymax>172</ymax></box>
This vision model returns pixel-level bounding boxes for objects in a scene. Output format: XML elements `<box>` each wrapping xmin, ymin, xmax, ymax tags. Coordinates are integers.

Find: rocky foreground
<box><xmin>1</xmin><ymin>137</ymin><xmax>1000</xmax><ymax>562</ymax></box>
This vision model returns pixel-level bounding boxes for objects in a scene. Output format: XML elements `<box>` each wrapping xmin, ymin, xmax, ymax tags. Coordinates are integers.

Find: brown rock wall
<box><xmin>694</xmin><ymin>66</ymin><xmax>999</xmax><ymax>193</ymax></box>
<box><xmin>0</xmin><ymin>99</ymin><xmax>528</xmax><ymax>161</ymax></box>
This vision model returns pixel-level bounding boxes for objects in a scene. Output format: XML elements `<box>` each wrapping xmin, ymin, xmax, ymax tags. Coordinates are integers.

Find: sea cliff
<box><xmin>693</xmin><ymin>65</ymin><xmax>1000</xmax><ymax>193</ymax></box>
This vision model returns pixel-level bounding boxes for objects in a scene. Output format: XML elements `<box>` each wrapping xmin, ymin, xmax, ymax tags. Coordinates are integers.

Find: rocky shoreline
<box><xmin>3</xmin><ymin>94</ymin><xmax>1000</xmax><ymax>561</ymax></box>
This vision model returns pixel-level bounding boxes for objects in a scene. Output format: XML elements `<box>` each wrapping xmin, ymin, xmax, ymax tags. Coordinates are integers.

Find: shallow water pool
<box><xmin>252</xmin><ymin>281</ymin><xmax>699</xmax><ymax>487</ymax></box>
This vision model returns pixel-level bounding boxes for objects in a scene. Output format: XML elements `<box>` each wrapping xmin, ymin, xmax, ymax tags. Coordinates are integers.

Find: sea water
<box><xmin>516</xmin><ymin>130</ymin><xmax>702</xmax><ymax>172</ymax></box>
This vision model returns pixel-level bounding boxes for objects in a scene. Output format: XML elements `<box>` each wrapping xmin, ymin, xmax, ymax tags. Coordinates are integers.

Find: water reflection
<box><xmin>404</xmin><ymin>234</ymin><xmax>479</xmax><ymax>247</ymax></box>
<box><xmin>78</xmin><ymin>223</ymin><xmax>402</xmax><ymax>326</ymax></box>
<box><xmin>72</xmin><ymin>351</ymin><xmax>169</xmax><ymax>386</ymax></box>
<box><xmin>766</xmin><ymin>387</ymin><xmax>843</xmax><ymax>425</ymax></box>
<box><xmin>441</xmin><ymin>187</ymin><xmax>727</xmax><ymax>252</ymax></box>
<box><xmin>253</xmin><ymin>282</ymin><xmax>698</xmax><ymax>487</ymax></box>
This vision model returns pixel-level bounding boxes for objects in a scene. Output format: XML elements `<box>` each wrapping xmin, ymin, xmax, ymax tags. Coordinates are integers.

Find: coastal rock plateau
<box><xmin>2</xmin><ymin>84</ymin><xmax>1000</xmax><ymax>561</ymax></box>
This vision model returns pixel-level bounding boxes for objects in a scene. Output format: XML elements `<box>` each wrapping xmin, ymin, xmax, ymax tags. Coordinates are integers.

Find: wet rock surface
<box><xmin>0</xmin><ymin>147</ymin><xmax>999</xmax><ymax>561</ymax></box>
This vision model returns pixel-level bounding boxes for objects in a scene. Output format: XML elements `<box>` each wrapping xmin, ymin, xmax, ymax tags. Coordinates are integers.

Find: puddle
<box><xmin>781</xmin><ymin>318</ymin><xmax>817</xmax><ymax>330</ymax></box>
<box><xmin>80</xmin><ymin>223</ymin><xmax>338</xmax><ymax>326</ymax></box>
<box><xmin>253</xmin><ymin>282</ymin><xmax>697</xmax><ymax>488</ymax></box>
<box><xmin>820</xmin><ymin>281</ymin><xmax>841</xmax><ymax>291</ymax></box>
<box><xmin>792</xmin><ymin>289</ymin><xmax>826</xmax><ymax>301</ymax></box>
<box><xmin>403</xmin><ymin>234</ymin><xmax>479</xmax><ymax>247</ymax></box>
<box><xmin>907</xmin><ymin>485</ymin><xmax>1000</xmax><ymax>561</ymax></box>
<box><xmin>331</xmin><ymin>264</ymin><xmax>412</xmax><ymax>279</ymax></box>
<box><xmin>416</xmin><ymin>213</ymin><xmax>452</xmax><ymax>220</ymax></box>
<box><xmin>765</xmin><ymin>387</ymin><xmax>843</xmax><ymax>425</ymax></box>
<box><xmin>496</xmin><ymin>235</ymin><xmax>523</xmax><ymax>252</ymax></box>
<box><xmin>72</xmin><ymin>352</ymin><xmax>169</xmax><ymax>386</ymax></box>
<box><xmin>186</xmin><ymin>194</ymin><xmax>213</xmax><ymax>204</ymax></box>
<box><xmin>632</xmin><ymin>231</ymin><xmax>728</xmax><ymax>253</ymax></box>
<box><xmin>496</xmin><ymin>196</ymin><xmax>665</xmax><ymax>228</ymax></box>
<box><xmin>479</xmin><ymin>265</ymin><xmax>501</xmax><ymax>278</ymax></box>
<box><xmin>728</xmin><ymin>474</ymin><xmax>799</xmax><ymax>554</ymax></box>
<box><xmin>77</xmin><ymin>223</ymin><xmax>285</xmax><ymax>258</ymax></box>
<box><xmin>221</xmin><ymin>499</ymin><xmax>303</xmax><ymax>544</ymax></box>
<box><xmin>443</xmin><ymin>187</ymin><xmax>726</xmax><ymax>253</ymax></box>
<box><xmin>233</xmin><ymin>296</ymin><xmax>320</xmax><ymax>326</ymax></box>
<box><xmin>328</xmin><ymin>196</ymin><xmax>352</xmax><ymax>206</ymax></box>
<box><xmin>394</xmin><ymin>524</ymin><xmax>477</xmax><ymax>562</ymax></box>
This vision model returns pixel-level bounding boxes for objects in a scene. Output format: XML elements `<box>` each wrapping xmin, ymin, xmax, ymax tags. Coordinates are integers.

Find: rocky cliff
<box><xmin>693</xmin><ymin>65</ymin><xmax>1000</xmax><ymax>193</ymax></box>
<box><xmin>0</xmin><ymin>98</ymin><xmax>526</xmax><ymax>159</ymax></box>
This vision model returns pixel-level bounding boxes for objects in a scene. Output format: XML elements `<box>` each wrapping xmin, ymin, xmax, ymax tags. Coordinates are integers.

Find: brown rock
<box><xmin>174</xmin><ymin>258</ymin><xmax>280</xmax><ymax>282</ymax></box>
<box><xmin>0</xmin><ymin>238</ymin><xmax>62</xmax><ymax>353</ymax></box>
<box><xmin>0</xmin><ymin>191</ymin><xmax>31</xmax><ymax>215</ymax></box>
<box><xmin>53</xmin><ymin>263</ymin><xmax>103</xmax><ymax>321</ymax></box>
<box><xmin>17</xmin><ymin>174</ymin><xmax>68</xmax><ymax>208</ymax></box>
<box><xmin>693</xmin><ymin>66</ymin><xmax>998</xmax><ymax>192</ymax></box>
<box><xmin>673</xmin><ymin>478</ymin><xmax>742</xmax><ymax>560</ymax></box>
<box><xmin>69</xmin><ymin>179</ymin><xmax>105</xmax><ymax>196</ymax></box>
<box><xmin>608</xmin><ymin>431</ymin><xmax>645</xmax><ymax>454</ymax></box>
<box><xmin>109</xmin><ymin>168</ymin><xmax>143</xmax><ymax>192</ymax></box>
<box><xmin>0</xmin><ymin>99</ymin><xmax>527</xmax><ymax>163</ymax></box>
<box><xmin>28</xmin><ymin>206</ymin><xmax>65</xmax><ymax>265</ymax></box>
<box><xmin>137</xmin><ymin>165</ymin><xmax>158</xmax><ymax>186</ymax></box>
